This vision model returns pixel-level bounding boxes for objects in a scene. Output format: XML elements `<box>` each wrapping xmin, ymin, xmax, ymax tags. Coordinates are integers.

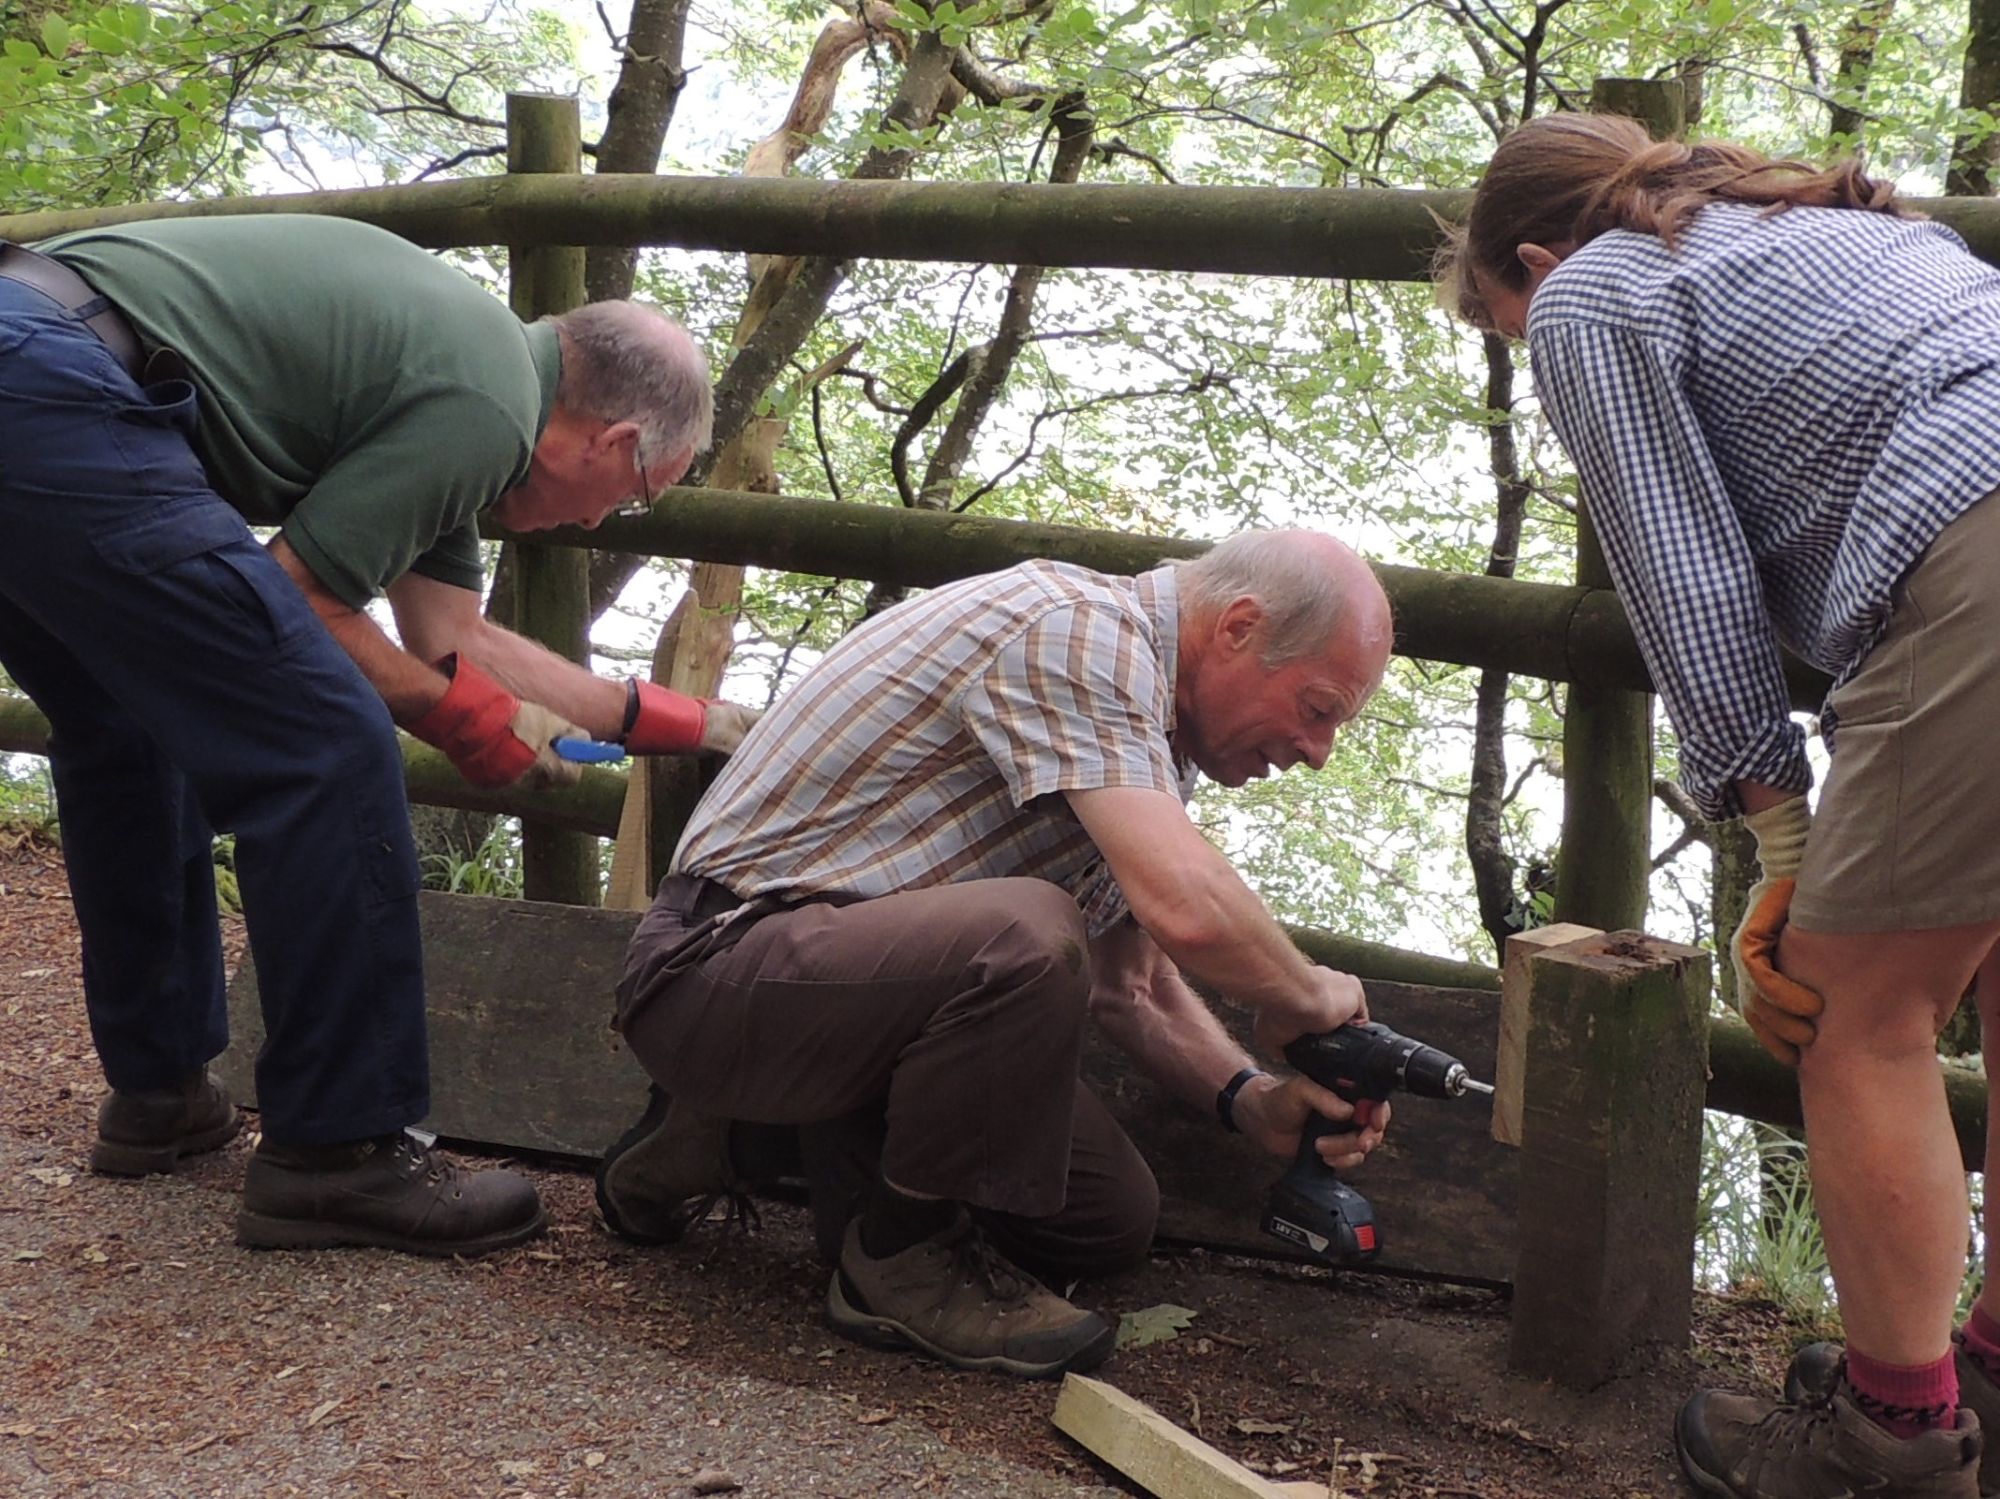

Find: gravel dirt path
<box><xmin>0</xmin><ymin>835</ymin><xmax>1800</xmax><ymax>1498</ymax></box>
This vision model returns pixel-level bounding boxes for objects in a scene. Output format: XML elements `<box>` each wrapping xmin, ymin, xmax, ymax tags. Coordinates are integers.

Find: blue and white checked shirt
<box><xmin>1527</xmin><ymin>202</ymin><xmax>2000</xmax><ymax>819</ymax></box>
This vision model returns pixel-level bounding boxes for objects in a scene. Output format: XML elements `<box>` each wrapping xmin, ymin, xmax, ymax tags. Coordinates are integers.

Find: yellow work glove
<box><xmin>1729</xmin><ymin>795</ymin><xmax>1825</xmax><ymax>1066</ymax></box>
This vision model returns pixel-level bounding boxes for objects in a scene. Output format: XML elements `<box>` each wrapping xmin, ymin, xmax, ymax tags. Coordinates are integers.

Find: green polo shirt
<box><xmin>43</xmin><ymin>214</ymin><xmax>561</xmax><ymax>609</ymax></box>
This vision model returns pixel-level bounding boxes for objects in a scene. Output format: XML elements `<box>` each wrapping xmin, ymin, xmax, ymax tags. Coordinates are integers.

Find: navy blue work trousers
<box><xmin>0</xmin><ymin>277</ymin><xmax>428</xmax><ymax>1144</ymax></box>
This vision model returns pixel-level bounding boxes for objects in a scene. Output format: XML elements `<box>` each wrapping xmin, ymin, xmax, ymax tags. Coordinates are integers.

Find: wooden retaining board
<box><xmin>220</xmin><ymin>892</ymin><xmax>655</xmax><ymax>1159</ymax></box>
<box><xmin>222</xmin><ymin>892</ymin><xmax>1516</xmax><ymax>1285</ymax></box>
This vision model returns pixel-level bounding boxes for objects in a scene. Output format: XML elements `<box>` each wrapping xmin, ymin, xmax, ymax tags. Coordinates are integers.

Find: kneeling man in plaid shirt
<box><xmin>600</xmin><ymin>528</ymin><xmax>1394</xmax><ymax>1378</ymax></box>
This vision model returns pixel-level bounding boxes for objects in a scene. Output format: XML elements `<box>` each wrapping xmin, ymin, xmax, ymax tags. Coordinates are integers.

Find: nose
<box><xmin>1298</xmin><ymin>725</ymin><xmax>1336</xmax><ymax>772</ymax></box>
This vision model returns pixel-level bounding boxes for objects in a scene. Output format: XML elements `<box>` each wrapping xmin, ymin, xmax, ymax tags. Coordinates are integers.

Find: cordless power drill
<box><xmin>1259</xmin><ymin>1020</ymin><xmax>1493</xmax><ymax>1266</ymax></box>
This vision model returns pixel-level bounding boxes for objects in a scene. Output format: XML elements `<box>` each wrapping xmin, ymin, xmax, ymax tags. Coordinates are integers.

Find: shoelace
<box><xmin>954</xmin><ymin>1228</ymin><xmax>1030</xmax><ymax>1303</ymax></box>
<box><xmin>676</xmin><ymin>1185</ymin><xmax>761</xmax><ymax>1237</ymax></box>
<box><xmin>388</xmin><ymin>1133</ymin><xmax>454</xmax><ymax>1186</ymax></box>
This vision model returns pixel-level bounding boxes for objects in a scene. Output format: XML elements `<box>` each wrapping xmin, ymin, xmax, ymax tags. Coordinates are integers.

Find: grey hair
<box><xmin>1175</xmin><ymin>530</ymin><xmax>1353</xmax><ymax>665</ymax></box>
<box><xmin>546</xmin><ymin>301</ymin><xmax>714</xmax><ymax>462</ymax></box>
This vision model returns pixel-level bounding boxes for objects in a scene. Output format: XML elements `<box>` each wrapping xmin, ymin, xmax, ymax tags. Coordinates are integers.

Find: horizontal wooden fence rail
<box><xmin>8</xmin><ymin>175</ymin><xmax>2000</xmax><ymax>281</ymax></box>
<box><xmin>4</xmin><ymin>685</ymin><xmax>1979</xmax><ymax>1162</ymax></box>
<box><xmin>488</xmin><ymin>487</ymin><xmax>1835</xmax><ymax>708</ymax></box>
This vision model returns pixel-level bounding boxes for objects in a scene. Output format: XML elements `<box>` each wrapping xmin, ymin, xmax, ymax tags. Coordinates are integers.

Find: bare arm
<box><xmin>268</xmin><ymin>536</ymin><xmax>447</xmax><ymax>722</ymax></box>
<box><xmin>1065</xmin><ymin>784</ymin><xmax>1365</xmax><ymax>1050</ymax></box>
<box><xmin>1735</xmin><ymin>780</ymin><xmax>1799</xmax><ymax>815</ymax></box>
<box><xmin>386</xmin><ymin>569</ymin><xmax>626</xmax><ymax>737</ymax></box>
<box><xmin>1089</xmin><ymin>921</ymin><xmax>1386</xmax><ymax>1166</ymax></box>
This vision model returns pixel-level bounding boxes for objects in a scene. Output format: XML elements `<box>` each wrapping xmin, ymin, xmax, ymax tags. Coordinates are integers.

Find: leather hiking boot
<box><xmin>826</xmin><ymin>1212</ymin><xmax>1115</xmax><ymax>1379</ymax></box>
<box><xmin>595</xmin><ymin>1083</ymin><xmax>749</xmax><ymax>1245</ymax></box>
<box><xmin>1677</xmin><ymin>1376</ymin><xmax>1981</xmax><ymax>1498</ymax></box>
<box><xmin>237</xmin><ymin>1131</ymin><xmax>546</xmax><ymax>1257</ymax></box>
<box><xmin>90</xmin><ymin>1068</ymin><xmax>240</xmax><ymax>1176</ymax></box>
<box><xmin>1789</xmin><ymin>1340</ymin><xmax>2000</xmax><ymax>1496</ymax></box>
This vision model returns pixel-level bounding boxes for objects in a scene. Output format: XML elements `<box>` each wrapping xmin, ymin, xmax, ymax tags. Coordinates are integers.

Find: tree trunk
<box><xmin>1828</xmin><ymin>0</ymin><xmax>1898</xmax><ymax>142</ymax></box>
<box><xmin>1467</xmin><ymin>332</ymin><xmax>1532</xmax><ymax>958</ymax></box>
<box><xmin>1950</xmin><ymin>0</ymin><xmax>2000</xmax><ymax>195</ymax></box>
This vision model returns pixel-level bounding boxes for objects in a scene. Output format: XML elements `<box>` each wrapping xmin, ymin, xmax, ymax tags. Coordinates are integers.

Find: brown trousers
<box><xmin>619</xmin><ymin>875</ymin><xmax>1159</xmax><ymax>1281</ymax></box>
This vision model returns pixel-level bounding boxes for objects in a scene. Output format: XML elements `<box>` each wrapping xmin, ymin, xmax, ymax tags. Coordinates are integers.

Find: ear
<box><xmin>596</xmin><ymin>419</ymin><xmax>644</xmax><ymax>465</ymax></box>
<box><xmin>1215</xmin><ymin>596</ymin><xmax>1265</xmax><ymax>655</ymax></box>
<box><xmin>1516</xmin><ymin>242</ymin><xmax>1565</xmax><ymax>279</ymax></box>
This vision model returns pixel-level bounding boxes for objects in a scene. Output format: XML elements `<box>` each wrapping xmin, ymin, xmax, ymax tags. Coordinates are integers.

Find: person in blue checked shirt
<box><xmin>1440</xmin><ymin>112</ymin><xmax>2000</xmax><ymax>1499</ymax></box>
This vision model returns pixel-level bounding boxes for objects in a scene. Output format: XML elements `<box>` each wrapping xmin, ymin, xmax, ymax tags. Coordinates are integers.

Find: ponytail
<box><xmin>1436</xmin><ymin>113</ymin><xmax>1907</xmax><ymax>327</ymax></box>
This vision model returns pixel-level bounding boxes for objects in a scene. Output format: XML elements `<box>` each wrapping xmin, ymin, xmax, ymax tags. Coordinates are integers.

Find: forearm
<box><xmin>268</xmin><ymin>536</ymin><xmax>444</xmax><ymax>721</ymax></box>
<box><xmin>1735</xmin><ymin>780</ymin><xmax>1800</xmax><ymax>816</ymax></box>
<box><xmin>1090</xmin><ymin>933</ymin><xmax>1254</xmax><ymax>1114</ymax></box>
<box><xmin>450</xmin><ymin>620</ymin><xmax>627</xmax><ymax>738</ymax></box>
<box><xmin>1139</xmin><ymin>840</ymin><xmax>1322</xmax><ymax>1012</ymax></box>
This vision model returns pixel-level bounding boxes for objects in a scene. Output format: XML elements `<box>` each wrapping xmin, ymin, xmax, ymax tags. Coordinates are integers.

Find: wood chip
<box><xmin>304</xmin><ymin>1398</ymin><xmax>345</xmax><ymax>1430</ymax></box>
<box><xmin>690</xmin><ymin>1468</ymin><xmax>741</xmax><ymax>1494</ymax></box>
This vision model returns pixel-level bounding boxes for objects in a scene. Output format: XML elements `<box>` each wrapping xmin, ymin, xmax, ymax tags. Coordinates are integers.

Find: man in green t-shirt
<box><xmin>0</xmin><ymin>213</ymin><xmax>747</xmax><ymax>1256</ymax></box>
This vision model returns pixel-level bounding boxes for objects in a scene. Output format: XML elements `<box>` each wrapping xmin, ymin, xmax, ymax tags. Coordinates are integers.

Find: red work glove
<box><xmin>1734</xmin><ymin>876</ymin><xmax>1826</xmax><ymax>1066</ymax></box>
<box><xmin>408</xmin><ymin>654</ymin><xmax>582</xmax><ymax>790</ymax></box>
<box><xmin>622</xmin><ymin>680</ymin><xmax>760</xmax><ymax>756</ymax></box>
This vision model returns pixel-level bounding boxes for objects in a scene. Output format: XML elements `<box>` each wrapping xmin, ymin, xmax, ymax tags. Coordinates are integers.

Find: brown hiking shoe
<box><xmin>594</xmin><ymin>1083</ymin><xmax>749</xmax><ymax>1244</ymax></box>
<box><xmin>237</xmin><ymin>1131</ymin><xmax>546</xmax><ymax>1257</ymax></box>
<box><xmin>1789</xmin><ymin>1339</ymin><xmax>2000</xmax><ymax>1496</ymax></box>
<box><xmin>1677</xmin><ymin>1376</ymin><xmax>1981</xmax><ymax>1498</ymax></box>
<box><xmin>826</xmin><ymin>1213</ymin><xmax>1115</xmax><ymax>1379</ymax></box>
<box><xmin>90</xmin><ymin>1068</ymin><xmax>241</xmax><ymax>1176</ymax></box>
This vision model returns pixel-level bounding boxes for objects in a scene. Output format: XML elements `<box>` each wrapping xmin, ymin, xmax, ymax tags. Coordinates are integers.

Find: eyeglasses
<box><xmin>613</xmin><ymin>451</ymin><xmax>654</xmax><ymax>520</ymax></box>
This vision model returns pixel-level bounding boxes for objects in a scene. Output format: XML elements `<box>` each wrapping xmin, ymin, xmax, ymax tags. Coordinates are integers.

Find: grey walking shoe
<box><xmin>90</xmin><ymin>1068</ymin><xmax>241</xmax><ymax>1176</ymax></box>
<box><xmin>595</xmin><ymin>1083</ymin><xmax>750</xmax><ymax>1244</ymax></box>
<box><xmin>236</xmin><ymin>1130</ymin><xmax>546</xmax><ymax>1257</ymax></box>
<box><xmin>1788</xmin><ymin>1339</ymin><xmax>2000</xmax><ymax>1496</ymax></box>
<box><xmin>1677</xmin><ymin>1374</ymin><xmax>1980</xmax><ymax>1498</ymax></box>
<box><xmin>826</xmin><ymin>1212</ymin><xmax>1115</xmax><ymax>1379</ymax></box>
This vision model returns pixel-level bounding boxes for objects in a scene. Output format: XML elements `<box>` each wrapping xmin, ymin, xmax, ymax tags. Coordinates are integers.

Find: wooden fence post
<box><xmin>506</xmin><ymin>92</ymin><xmax>599</xmax><ymax>907</ymax></box>
<box><xmin>1507</xmin><ymin>930</ymin><xmax>1709</xmax><ymax>1387</ymax></box>
<box><xmin>1551</xmin><ymin>77</ymin><xmax>1685</xmax><ymax>935</ymax></box>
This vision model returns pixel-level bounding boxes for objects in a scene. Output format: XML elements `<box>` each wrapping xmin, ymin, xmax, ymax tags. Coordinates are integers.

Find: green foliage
<box><xmin>1697</xmin><ymin>1120</ymin><xmax>1841</xmax><ymax>1341</ymax></box>
<box><xmin>211</xmin><ymin>834</ymin><xmax>242</xmax><ymax>914</ymax></box>
<box><xmin>0</xmin><ymin>0</ymin><xmax>577</xmax><ymax>209</ymax></box>
<box><xmin>420</xmin><ymin>819</ymin><xmax>524</xmax><ymax>899</ymax></box>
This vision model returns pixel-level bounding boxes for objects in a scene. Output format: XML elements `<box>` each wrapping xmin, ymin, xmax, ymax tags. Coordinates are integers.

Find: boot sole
<box><xmin>825</xmin><ymin>1269</ymin><xmax>1115</xmax><ymax>1380</ymax></box>
<box><xmin>235</xmin><ymin>1203</ymin><xmax>549</xmax><ymax>1259</ymax></box>
<box><xmin>90</xmin><ymin>1112</ymin><xmax>243</xmax><ymax>1177</ymax></box>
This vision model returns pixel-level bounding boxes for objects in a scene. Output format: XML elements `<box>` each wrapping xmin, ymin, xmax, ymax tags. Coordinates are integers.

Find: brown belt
<box><xmin>0</xmin><ymin>241</ymin><xmax>145</xmax><ymax>379</ymax></box>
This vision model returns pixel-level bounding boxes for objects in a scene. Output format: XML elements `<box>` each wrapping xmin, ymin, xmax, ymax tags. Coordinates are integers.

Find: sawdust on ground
<box><xmin>0</xmin><ymin>834</ymin><xmax>1806</xmax><ymax>1499</ymax></box>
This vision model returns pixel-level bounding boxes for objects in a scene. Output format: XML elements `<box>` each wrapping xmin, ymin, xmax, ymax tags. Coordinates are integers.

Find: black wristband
<box><xmin>1215</xmin><ymin>1066</ymin><xmax>1268</xmax><ymax>1133</ymax></box>
<box><xmin>619</xmin><ymin>678</ymin><xmax>643</xmax><ymax>742</ymax></box>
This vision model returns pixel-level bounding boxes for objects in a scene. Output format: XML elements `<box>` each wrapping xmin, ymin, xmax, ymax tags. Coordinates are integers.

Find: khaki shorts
<box><xmin>1793</xmin><ymin>490</ymin><xmax>2000</xmax><ymax>934</ymax></box>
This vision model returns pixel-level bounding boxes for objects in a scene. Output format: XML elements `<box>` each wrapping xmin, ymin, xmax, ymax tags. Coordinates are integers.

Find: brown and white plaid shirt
<box><xmin>674</xmin><ymin>560</ymin><xmax>1193</xmax><ymax>936</ymax></box>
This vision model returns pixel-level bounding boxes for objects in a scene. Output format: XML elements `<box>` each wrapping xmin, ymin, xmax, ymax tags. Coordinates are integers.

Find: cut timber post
<box><xmin>1052</xmin><ymin>1375</ymin><xmax>1301</xmax><ymax>1499</ymax></box>
<box><xmin>507</xmin><ymin>92</ymin><xmax>599</xmax><ymax>908</ymax></box>
<box><xmin>1507</xmin><ymin>930</ymin><xmax>1709</xmax><ymax>1388</ymax></box>
<box><xmin>1492</xmin><ymin>922</ymin><xmax>1598</xmax><ymax>1147</ymax></box>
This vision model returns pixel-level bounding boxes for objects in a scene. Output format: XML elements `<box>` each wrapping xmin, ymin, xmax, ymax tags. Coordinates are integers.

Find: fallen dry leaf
<box><xmin>857</xmin><ymin>1408</ymin><xmax>894</xmax><ymax>1425</ymax></box>
<box><xmin>689</xmin><ymin>1467</ymin><xmax>741</xmax><ymax>1494</ymax></box>
<box><xmin>304</xmin><ymin>1399</ymin><xmax>344</xmax><ymax>1430</ymax></box>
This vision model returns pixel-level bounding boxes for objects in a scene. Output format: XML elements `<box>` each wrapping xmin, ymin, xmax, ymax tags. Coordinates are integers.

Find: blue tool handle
<box><xmin>552</xmin><ymin>736</ymin><xmax>628</xmax><ymax>764</ymax></box>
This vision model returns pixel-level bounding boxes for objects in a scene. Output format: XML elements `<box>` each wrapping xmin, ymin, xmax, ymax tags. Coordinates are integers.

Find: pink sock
<box><xmin>1845</xmin><ymin>1346</ymin><xmax>1959</xmax><ymax>1437</ymax></box>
